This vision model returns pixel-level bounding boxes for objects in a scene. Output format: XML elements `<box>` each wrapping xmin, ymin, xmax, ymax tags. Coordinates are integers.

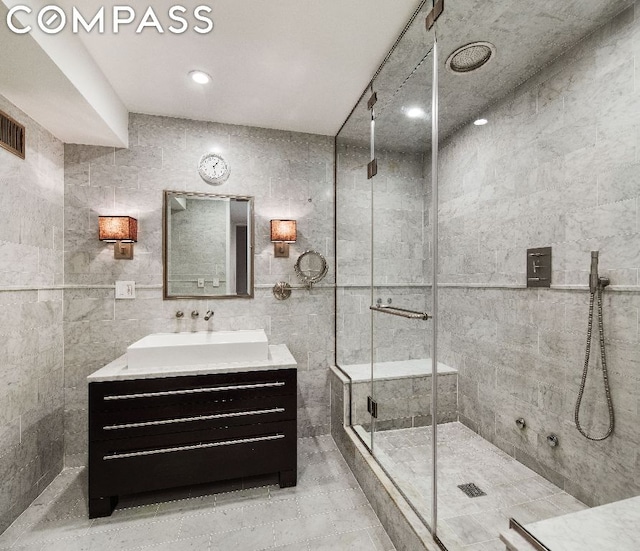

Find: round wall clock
<box><xmin>198</xmin><ymin>153</ymin><xmax>230</xmax><ymax>185</ymax></box>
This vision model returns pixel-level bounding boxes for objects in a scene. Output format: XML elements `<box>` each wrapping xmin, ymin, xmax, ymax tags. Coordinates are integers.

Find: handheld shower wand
<box><xmin>589</xmin><ymin>251</ymin><xmax>599</xmax><ymax>293</ymax></box>
<box><xmin>575</xmin><ymin>251</ymin><xmax>613</xmax><ymax>441</ymax></box>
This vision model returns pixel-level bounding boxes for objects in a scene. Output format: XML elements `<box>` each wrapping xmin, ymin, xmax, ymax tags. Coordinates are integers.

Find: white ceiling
<box><xmin>0</xmin><ymin>0</ymin><xmax>421</xmax><ymax>145</ymax></box>
<box><xmin>1</xmin><ymin>0</ymin><xmax>630</xmax><ymax>148</ymax></box>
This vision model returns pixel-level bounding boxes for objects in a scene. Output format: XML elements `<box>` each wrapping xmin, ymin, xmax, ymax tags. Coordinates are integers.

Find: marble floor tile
<box><xmin>0</xmin><ymin>436</ymin><xmax>395</xmax><ymax>551</ymax></box>
<box><xmin>443</xmin><ymin>514</ymin><xmax>496</xmax><ymax>546</ymax></box>
<box><xmin>371</xmin><ymin>421</ymin><xmax>586</xmax><ymax>550</ymax></box>
<box><xmin>307</xmin><ymin>528</ymin><xmax>379</xmax><ymax>550</ymax></box>
<box><xmin>142</xmin><ymin>534</ymin><xmax>211</xmax><ymax>551</ymax></box>
<box><xmin>272</xmin><ymin>511</ymin><xmax>336</xmax><ymax>547</ymax></box>
<box><xmin>209</xmin><ymin>524</ymin><xmax>275</xmax><ymax>551</ymax></box>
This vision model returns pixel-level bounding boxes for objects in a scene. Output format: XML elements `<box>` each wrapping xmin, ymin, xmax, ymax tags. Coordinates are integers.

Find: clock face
<box><xmin>198</xmin><ymin>153</ymin><xmax>230</xmax><ymax>185</ymax></box>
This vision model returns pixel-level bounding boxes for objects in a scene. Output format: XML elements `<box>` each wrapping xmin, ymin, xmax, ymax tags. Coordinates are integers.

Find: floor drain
<box><xmin>458</xmin><ymin>483</ymin><xmax>486</xmax><ymax>498</ymax></box>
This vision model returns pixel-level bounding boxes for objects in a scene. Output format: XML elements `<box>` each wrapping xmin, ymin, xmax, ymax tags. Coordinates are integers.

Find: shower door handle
<box><xmin>369</xmin><ymin>305</ymin><xmax>431</xmax><ymax>321</ymax></box>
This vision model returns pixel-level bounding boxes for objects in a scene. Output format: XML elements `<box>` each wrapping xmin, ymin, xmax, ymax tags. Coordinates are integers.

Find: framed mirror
<box><xmin>163</xmin><ymin>190</ymin><xmax>254</xmax><ymax>299</ymax></box>
<box><xmin>294</xmin><ymin>250</ymin><xmax>328</xmax><ymax>288</ymax></box>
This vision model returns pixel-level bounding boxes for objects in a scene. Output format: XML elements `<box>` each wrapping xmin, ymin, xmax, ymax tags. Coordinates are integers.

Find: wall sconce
<box><xmin>99</xmin><ymin>216</ymin><xmax>138</xmax><ymax>260</ymax></box>
<box><xmin>270</xmin><ymin>220</ymin><xmax>296</xmax><ymax>258</ymax></box>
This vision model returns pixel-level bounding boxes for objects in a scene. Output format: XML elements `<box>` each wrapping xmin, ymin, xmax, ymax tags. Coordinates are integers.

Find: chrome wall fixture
<box><xmin>174</xmin><ymin>309</ymin><xmax>214</xmax><ymax>321</ymax></box>
<box><xmin>272</xmin><ymin>282</ymin><xmax>292</xmax><ymax>300</ymax></box>
<box><xmin>272</xmin><ymin>250</ymin><xmax>329</xmax><ymax>299</ymax></box>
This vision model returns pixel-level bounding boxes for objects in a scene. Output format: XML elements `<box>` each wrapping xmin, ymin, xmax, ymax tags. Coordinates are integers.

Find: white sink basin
<box><xmin>127</xmin><ymin>330</ymin><xmax>269</xmax><ymax>370</ymax></box>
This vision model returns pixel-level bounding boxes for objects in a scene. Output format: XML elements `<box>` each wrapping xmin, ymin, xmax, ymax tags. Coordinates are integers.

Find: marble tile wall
<box><xmin>0</xmin><ymin>96</ymin><xmax>65</xmax><ymax>531</ymax></box>
<box><xmin>336</xmin><ymin>143</ymin><xmax>431</xmax><ymax>367</ymax></box>
<box><xmin>63</xmin><ymin>113</ymin><xmax>335</xmax><ymax>466</ymax></box>
<box><xmin>436</xmin><ymin>5</ymin><xmax>640</xmax><ymax>507</ymax></box>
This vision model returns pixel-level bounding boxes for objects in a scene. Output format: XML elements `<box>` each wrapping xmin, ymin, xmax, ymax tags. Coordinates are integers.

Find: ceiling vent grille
<box><xmin>0</xmin><ymin>110</ymin><xmax>25</xmax><ymax>159</ymax></box>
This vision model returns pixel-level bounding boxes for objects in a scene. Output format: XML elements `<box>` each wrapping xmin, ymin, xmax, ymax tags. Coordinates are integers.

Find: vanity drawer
<box><xmin>90</xmin><ymin>369</ymin><xmax>297</xmax><ymax>413</ymax></box>
<box><xmin>88</xmin><ymin>367</ymin><xmax>298</xmax><ymax>517</ymax></box>
<box><xmin>90</xmin><ymin>393</ymin><xmax>296</xmax><ymax>441</ymax></box>
<box><xmin>89</xmin><ymin>420</ymin><xmax>297</xmax><ymax>498</ymax></box>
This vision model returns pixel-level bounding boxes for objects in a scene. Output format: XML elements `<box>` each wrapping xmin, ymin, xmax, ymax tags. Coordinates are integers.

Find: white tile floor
<box><xmin>0</xmin><ymin>436</ymin><xmax>395</xmax><ymax>551</ymax></box>
<box><xmin>372</xmin><ymin>422</ymin><xmax>589</xmax><ymax>550</ymax></box>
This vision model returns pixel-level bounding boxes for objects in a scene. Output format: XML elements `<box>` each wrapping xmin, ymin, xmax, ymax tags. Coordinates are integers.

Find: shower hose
<box><xmin>574</xmin><ymin>285</ymin><xmax>615</xmax><ymax>440</ymax></box>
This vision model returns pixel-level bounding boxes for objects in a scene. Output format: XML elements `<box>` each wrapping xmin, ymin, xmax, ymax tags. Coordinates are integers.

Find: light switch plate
<box><xmin>115</xmin><ymin>280</ymin><xmax>136</xmax><ymax>299</ymax></box>
<box><xmin>197</xmin><ymin>278</ymin><xmax>205</xmax><ymax>288</ymax></box>
<box><xmin>211</xmin><ymin>278</ymin><xmax>220</xmax><ymax>287</ymax></box>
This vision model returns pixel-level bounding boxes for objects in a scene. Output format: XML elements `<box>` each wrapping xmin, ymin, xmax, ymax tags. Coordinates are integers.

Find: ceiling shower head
<box><xmin>446</xmin><ymin>42</ymin><xmax>496</xmax><ymax>73</ymax></box>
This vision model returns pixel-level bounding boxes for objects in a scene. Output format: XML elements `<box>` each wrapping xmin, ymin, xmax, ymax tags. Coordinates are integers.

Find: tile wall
<box><xmin>336</xmin><ymin>144</ymin><xmax>431</xmax><ymax>367</ymax></box>
<box><xmin>63</xmin><ymin>113</ymin><xmax>335</xmax><ymax>466</ymax></box>
<box><xmin>436</xmin><ymin>6</ymin><xmax>640</xmax><ymax>506</ymax></box>
<box><xmin>0</xmin><ymin>96</ymin><xmax>65</xmax><ymax>531</ymax></box>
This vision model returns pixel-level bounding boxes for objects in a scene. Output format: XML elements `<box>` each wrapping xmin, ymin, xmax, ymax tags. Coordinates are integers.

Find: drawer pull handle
<box><xmin>103</xmin><ymin>407</ymin><xmax>286</xmax><ymax>430</ymax></box>
<box><xmin>104</xmin><ymin>381</ymin><xmax>286</xmax><ymax>401</ymax></box>
<box><xmin>103</xmin><ymin>433</ymin><xmax>285</xmax><ymax>460</ymax></box>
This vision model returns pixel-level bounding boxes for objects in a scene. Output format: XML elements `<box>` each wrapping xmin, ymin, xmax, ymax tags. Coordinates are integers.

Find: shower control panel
<box><xmin>526</xmin><ymin>247</ymin><xmax>552</xmax><ymax>288</ymax></box>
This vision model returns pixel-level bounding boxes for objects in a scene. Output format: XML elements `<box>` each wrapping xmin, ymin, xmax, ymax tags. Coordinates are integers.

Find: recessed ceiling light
<box><xmin>406</xmin><ymin>107</ymin><xmax>426</xmax><ymax>119</ymax></box>
<box><xmin>474</xmin><ymin>118</ymin><xmax>488</xmax><ymax>126</ymax></box>
<box><xmin>189</xmin><ymin>70</ymin><xmax>211</xmax><ymax>84</ymax></box>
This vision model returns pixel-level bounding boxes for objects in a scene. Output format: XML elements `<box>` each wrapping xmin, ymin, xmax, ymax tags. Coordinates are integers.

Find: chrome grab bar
<box><xmin>103</xmin><ymin>434</ymin><xmax>285</xmax><ymax>460</ymax></box>
<box><xmin>104</xmin><ymin>381</ymin><xmax>286</xmax><ymax>401</ymax></box>
<box><xmin>369</xmin><ymin>305</ymin><xmax>431</xmax><ymax>321</ymax></box>
<box><xmin>103</xmin><ymin>407</ymin><xmax>286</xmax><ymax>431</ymax></box>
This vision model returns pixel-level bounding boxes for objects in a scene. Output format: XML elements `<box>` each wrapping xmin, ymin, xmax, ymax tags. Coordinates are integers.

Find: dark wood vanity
<box><xmin>88</xmin><ymin>366</ymin><xmax>297</xmax><ymax>518</ymax></box>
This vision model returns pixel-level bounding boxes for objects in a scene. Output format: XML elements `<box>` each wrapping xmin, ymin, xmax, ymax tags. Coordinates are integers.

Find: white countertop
<box><xmin>87</xmin><ymin>344</ymin><xmax>297</xmax><ymax>382</ymax></box>
<box><xmin>527</xmin><ymin>496</ymin><xmax>640</xmax><ymax>551</ymax></box>
<box><xmin>501</xmin><ymin>496</ymin><xmax>640</xmax><ymax>551</ymax></box>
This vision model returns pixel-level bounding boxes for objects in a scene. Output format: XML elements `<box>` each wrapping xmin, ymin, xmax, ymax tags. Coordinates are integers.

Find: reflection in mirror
<box><xmin>163</xmin><ymin>191</ymin><xmax>254</xmax><ymax>299</ymax></box>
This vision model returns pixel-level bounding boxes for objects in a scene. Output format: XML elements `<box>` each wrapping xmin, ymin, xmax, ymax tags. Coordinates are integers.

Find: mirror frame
<box><xmin>162</xmin><ymin>190</ymin><xmax>255</xmax><ymax>300</ymax></box>
<box><xmin>294</xmin><ymin>250</ymin><xmax>329</xmax><ymax>287</ymax></box>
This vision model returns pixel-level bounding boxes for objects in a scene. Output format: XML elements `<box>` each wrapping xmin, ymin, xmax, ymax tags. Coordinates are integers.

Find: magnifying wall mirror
<box><xmin>163</xmin><ymin>191</ymin><xmax>254</xmax><ymax>299</ymax></box>
<box><xmin>294</xmin><ymin>250</ymin><xmax>328</xmax><ymax>288</ymax></box>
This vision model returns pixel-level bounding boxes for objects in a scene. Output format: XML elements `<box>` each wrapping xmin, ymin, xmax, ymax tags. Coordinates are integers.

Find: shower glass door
<box><xmin>335</xmin><ymin>87</ymin><xmax>376</xmax><ymax>449</ymax></box>
<box><xmin>369</xmin><ymin>24</ymin><xmax>437</xmax><ymax>529</ymax></box>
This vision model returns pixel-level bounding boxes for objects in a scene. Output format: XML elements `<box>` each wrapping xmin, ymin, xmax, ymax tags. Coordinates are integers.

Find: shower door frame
<box><xmin>365</xmin><ymin>33</ymin><xmax>443</xmax><ymax>542</ymax></box>
<box><xmin>333</xmin><ymin>1</ymin><xmax>444</xmax><ymax>545</ymax></box>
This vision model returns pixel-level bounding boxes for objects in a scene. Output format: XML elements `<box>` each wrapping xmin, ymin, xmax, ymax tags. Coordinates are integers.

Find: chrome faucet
<box><xmin>204</xmin><ymin>310</ymin><xmax>214</xmax><ymax>321</ymax></box>
<box><xmin>191</xmin><ymin>310</ymin><xmax>199</xmax><ymax>319</ymax></box>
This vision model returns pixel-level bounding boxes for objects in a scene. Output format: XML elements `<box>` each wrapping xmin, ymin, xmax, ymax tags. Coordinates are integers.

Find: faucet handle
<box><xmin>175</xmin><ymin>311</ymin><xmax>184</xmax><ymax>318</ymax></box>
<box><xmin>204</xmin><ymin>310</ymin><xmax>214</xmax><ymax>321</ymax></box>
<box><xmin>191</xmin><ymin>310</ymin><xmax>199</xmax><ymax>319</ymax></box>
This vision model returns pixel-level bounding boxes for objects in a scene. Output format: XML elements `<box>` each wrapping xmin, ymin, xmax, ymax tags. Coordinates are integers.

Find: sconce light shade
<box><xmin>270</xmin><ymin>220</ymin><xmax>296</xmax><ymax>242</ymax></box>
<box><xmin>270</xmin><ymin>219</ymin><xmax>297</xmax><ymax>258</ymax></box>
<box><xmin>99</xmin><ymin>216</ymin><xmax>138</xmax><ymax>259</ymax></box>
<box><xmin>99</xmin><ymin>216</ymin><xmax>138</xmax><ymax>242</ymax></box>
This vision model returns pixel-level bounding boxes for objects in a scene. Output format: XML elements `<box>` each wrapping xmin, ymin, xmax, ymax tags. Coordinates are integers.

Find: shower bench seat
<box><xmin>336</xmin><ymin>359</ymin><xmax>458</xmax><ymax>430</ymax></box>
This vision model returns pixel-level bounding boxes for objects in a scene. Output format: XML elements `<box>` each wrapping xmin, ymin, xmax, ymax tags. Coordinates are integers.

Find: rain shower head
<box><xmin>446</xmin><ymin>42</ymin><xmax>496</xmax><ymax>73</ymax></box>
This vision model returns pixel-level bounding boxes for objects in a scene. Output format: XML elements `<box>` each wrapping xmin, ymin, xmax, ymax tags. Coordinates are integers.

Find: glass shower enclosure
<box><xmin>335</xmin><ymin>0</ymin><xmax>440</xmax><ymax>536</ymax></box>
<box><xmin>335</xmin><ymin>0</ymin><xmax>640</xmax><ymax>549</ymax></box>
